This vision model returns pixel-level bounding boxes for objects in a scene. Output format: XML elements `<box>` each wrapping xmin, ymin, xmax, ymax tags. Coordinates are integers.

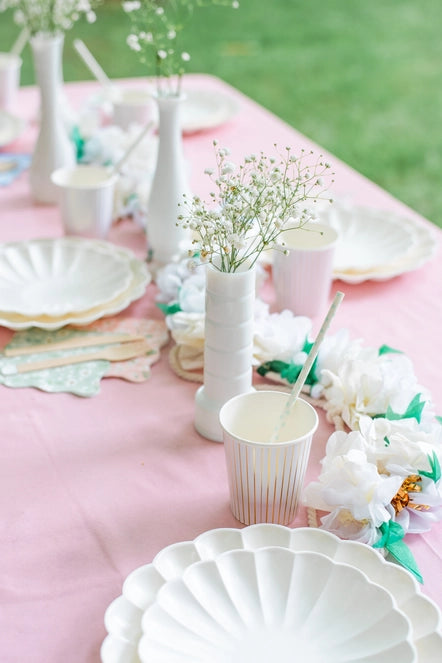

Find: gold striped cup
<box><xmin>220</xmin><ymin>390</ymin><xmax>318</xmax><ymax>526</ymax></box>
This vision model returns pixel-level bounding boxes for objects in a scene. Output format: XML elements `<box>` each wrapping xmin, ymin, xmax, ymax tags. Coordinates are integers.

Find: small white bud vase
<box><xmin>29</xmin><ymin>34</ymin><xmax>76</xmax><ymax>204</ymax></box>
<box><xmin>146</xmin><ymin>93</ymin><xmax>190</xmax><ymax>266</ymax></box>
<box><xmin>195</xmin><ymin>263</ymin><xmax>256</xmax><ymax>442</ymax></box>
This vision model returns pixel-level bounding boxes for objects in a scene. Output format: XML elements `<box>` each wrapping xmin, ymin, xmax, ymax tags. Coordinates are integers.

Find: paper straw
<box><xmin>270</xmin><ymin>290</ymin><xmax>345</xmax><ymax>443</ymax></box>
<box><xmin>109</xmin><ymin>121</ymin><xmax>154</xmax><ymax>175</ymax></box>
<box><xmin>73</xmin><ymin>39</ymin><xmax>112</xmax><ymax>89</ymax></box>
<box><xmin>10</xmin><ymin>28</ymin><xmax>28</xmax><ymax>56</ymax></box>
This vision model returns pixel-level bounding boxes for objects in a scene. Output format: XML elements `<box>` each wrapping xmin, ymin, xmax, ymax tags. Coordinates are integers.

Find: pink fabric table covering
<box><xmin>1</xmin><ymin>74</ymin><xmax>441</xmax><ymax>662</ymax></box>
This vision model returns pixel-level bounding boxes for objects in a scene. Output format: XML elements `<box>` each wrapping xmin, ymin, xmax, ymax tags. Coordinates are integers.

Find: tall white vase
<box><xmin>29</xmin><ymin>34</ymin><xmax>76</xmax><ymax>204</ymax></box>
<box><xmin>146</xmin><ymin>94</ymin><xmax>190</xmax><ymax>266</ymax></box>
<box><xmin>195</xmin><ymin>264</ymin><xmax>256</xmax><ymax>442</ymax></box>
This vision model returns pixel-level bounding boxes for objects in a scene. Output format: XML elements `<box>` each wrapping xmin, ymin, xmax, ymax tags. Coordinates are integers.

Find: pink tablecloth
<box><xmin>1</xmin><ymin>74</ymin><xmax>441</xmax><ymax>663</ymax></box>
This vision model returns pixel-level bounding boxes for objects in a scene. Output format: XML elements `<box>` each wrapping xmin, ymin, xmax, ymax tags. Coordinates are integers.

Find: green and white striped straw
<box><xmin>270</xmin><ymin>290</ymin><xmax>345</xmax><ymax>443</ymax></box>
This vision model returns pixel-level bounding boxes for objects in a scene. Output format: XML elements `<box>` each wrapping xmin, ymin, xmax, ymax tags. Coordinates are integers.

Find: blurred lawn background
<box><xmin>1</xmin><ymin>0</ymin><xmax>442</xmax><ymax>227</ymax></box>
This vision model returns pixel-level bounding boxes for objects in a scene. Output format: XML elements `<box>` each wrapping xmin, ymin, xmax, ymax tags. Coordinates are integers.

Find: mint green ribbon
<box><xmin>373</xmin><ymin>521</ymin><xmax>423</xmax><ymax>583</ymax></box>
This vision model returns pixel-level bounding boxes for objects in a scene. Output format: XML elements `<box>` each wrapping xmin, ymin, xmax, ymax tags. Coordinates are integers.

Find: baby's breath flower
<box><xmin>127</xmin><ymin>33</ymin><xmax>141</xmax><ymax>51</ymax></box>
<box><xmin>122</xmin><ymin>0</ymin><xmax>238</xmax><ymax>95</ymax></box>
<box><xmin>0</xmin><ymin>0</ymin><xmax>102</xmax><ymax>35</ymax></box>
<box><xmin>179</xmin><ymin>143</ymin><xmax>334</xmax><ymax>272</ymax></box>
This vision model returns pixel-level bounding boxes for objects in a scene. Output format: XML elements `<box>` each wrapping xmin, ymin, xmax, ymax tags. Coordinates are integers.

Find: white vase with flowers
<box><xmin>0</xmin><ymin>0</ymin><xmax>100</xmax><ymax>203</ymax></box>
<box><xmin>179</xmin><ymin>141</ymin><xmax>334</xmax><ymax>440</ymax></box>
<box><xmin>123</xmin><ymin>0</ymin><xmax>240</xmax><ymax>267</ymax></box>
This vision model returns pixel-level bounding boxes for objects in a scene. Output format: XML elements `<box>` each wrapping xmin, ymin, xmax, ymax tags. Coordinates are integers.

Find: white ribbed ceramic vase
<box><xmin>29</xmin><ymin>34</ymin><xmax>76</xmax><ymax>204</ymax></box>
<box><xmin>146</xmin><ymin>93</ymin><xmax>190</xmax><ymax>266</ymax></box>
<box><xmin>194</xmin><ymin>264</ymin><xmax>256</xmax><ymax>442</ymax></box>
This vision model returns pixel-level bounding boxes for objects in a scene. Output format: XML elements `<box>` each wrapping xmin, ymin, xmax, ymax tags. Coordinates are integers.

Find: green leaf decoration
<box><xmin>384</xmin><ymin>393</ymin><xmax>426</xmax><ymax>424</ymax></box>
<box><xmin>302</xmin><ymin>339</ymin><xmax>319</xmax><ymax>383</ymax></box>
<box><xmin>373</xmin><ymin>521</ymin><xmax>423</xmax><ymax>584</ymax></box>
<box><xmin>71</xmin><ymin>125</ymin><xmax>85</xmax><ymax>162</ymax></box>
<box><xmin>156</xmin><ymin>302</ymin><xmax>182</xmax><ymax>316</ymax></box>
<box><xmin>436</xmin><ymin>416</ymin><xmax>442</xmax><ymax>425</ymax></box>
<box><xmin>419</xmin><ymin>451</ymin><xmax>441</xmax><ymax>483</ymax></box>
<box><xmin>378</xmin><ymin>344</ymin><xmax>403</xmax><ymax>356</ymax></box>
<box><xmin>257</xmin><ymin>360</ymin><xmax>300</xmax><ymax>384</ymax></box>
<box><xmin>257</xmin><ymin>358</ymin><xmax>318</xmax><ymax>386</ymax></box>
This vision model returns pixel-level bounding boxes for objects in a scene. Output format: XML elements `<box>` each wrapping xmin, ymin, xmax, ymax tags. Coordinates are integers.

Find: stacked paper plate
<box><xmin>101</xmin><ymin>525</ymin><xmax>442</xmax><ymax>663</ymax></box>
<box><xmin>321</xmin><ymin>202</ymin><xmax>437</xmax><ymax>284</ymax></box>
<box><xmin>0</xmin><ymin>238</ymin><xmax>150</xmax><ymax>330</ymax></box>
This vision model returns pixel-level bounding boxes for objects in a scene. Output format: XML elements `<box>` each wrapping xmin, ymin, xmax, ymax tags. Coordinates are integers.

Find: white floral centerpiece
<box><xmin>0</xmin><ymin>0</ymin><xmax>100</xmax><ymax>35</ymax></box>
<box><xmin>174</xmin><ymin>141</ymin><xmax>334</xmax><ymax>440</ymax></box>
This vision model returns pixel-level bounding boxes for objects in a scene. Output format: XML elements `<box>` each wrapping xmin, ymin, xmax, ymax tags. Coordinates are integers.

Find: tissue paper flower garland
<box><xmin>156</xmin><ymin>257</ymin><xmax>442</xmax><ymax>582</ymax></box>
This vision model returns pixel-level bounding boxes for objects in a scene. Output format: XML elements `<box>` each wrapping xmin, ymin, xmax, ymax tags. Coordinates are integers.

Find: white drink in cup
<box><xmin>273</xmin><ymin>221</ymin><xmax>339</xmax><ymax>318</ymax></box>
<box><xmin>0</xmin><ymin>53</ymin><xmax>22</xmax><ymax>110</ymax></box>
<box><xmin>219</xmin><ymin>390</ymin><xmax>318</xmax><ymax>526</ymax></box>
<box><xmin>51</xmin><ymin>165</ymin><xmax>118</xmax><ymax>239</ymax></box>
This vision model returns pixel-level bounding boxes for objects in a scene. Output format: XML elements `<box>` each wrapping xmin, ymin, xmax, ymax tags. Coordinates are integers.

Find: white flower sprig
<box><xmin>0</xmin><ymin>0</ymin><xmax>100</xmax><ymax>36</ymax></box>
<box><xmin>178</xmin><ymin>141</ymin><xmax>334</xmax><ymax>272</ymax></box>
<box><xmin>123</xmin><ymin>0</ymin><xmax>239</xmax><ymax>96</ymax></box>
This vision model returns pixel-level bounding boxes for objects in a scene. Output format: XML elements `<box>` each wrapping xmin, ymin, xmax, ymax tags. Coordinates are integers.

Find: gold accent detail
<box><xmin>391</xmin><ymin>474</ymin><xmax>430</xmax><ymax>514</ymax></box>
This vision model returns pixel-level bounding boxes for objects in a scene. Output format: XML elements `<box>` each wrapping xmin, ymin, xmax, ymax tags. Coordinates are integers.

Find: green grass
<box><xmin>2</xmin><ymin>0</ymin><xmax>442</xmax><ymax>227</ymax></box>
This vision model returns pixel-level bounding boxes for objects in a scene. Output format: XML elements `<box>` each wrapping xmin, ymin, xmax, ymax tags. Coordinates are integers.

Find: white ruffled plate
<box><xmin>328</xmin><ymin>205</ymin><xmax>438</xmax><ymax>283</ymax></box>
<box><xmin>101</xmin><ymin>525</ymin><xmax>442</xmax><ymax>663</ymax></box>
<box><xmin>139</xmin><ymin>547</ymin><xmax>414</xmax><ymax>663</ymax></box>
<box><xmin>0</xmin><ymin>110</ymin><xmax>25</xmax><ymax>147</ymax></box>
<box><xmin>0</xmin><ymin>238</ymin><xmax>135</xmax><ymax>316</ymax></box>
<box><xmin>0</xmin><ymin>247</ymin><xmax>150</xmax><ymax>330</ymax></box>
<box><xmin>180</xmin><ymin>88</ymin><xmax>240</xmax><ymax>134</ymax></box>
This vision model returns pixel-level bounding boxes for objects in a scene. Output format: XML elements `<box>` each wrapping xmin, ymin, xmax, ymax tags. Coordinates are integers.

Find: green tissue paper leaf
<box><xmin>384</xmin><ymin>393</ymin><xmax>426</xmax><ymax>424</ymax></box>
<box><xmin>419</xmin><ymin>451</ymin><xmax>441</xmax><ymax>483</ymax></box>
<box><xmin>378</xmin><ymin>344</ymin><xmax>403</xmax><ymax>355</ymax></box>
<box><xmin>156</xmin><ymin>302</ymin><xmax>182</xmax><ymax>316</ymax></box>
<box><xmin>373</xmin><ymin>521</ymin><xmax>423</xmax><ymax>584</ymax></box>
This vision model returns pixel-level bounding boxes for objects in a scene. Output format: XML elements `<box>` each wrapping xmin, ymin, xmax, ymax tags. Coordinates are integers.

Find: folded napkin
<box><xmin>0</xmin><ymin>153</ymin><xmax>31</xmax><ymax>186</ymax></box>
<box><xmin>0</xmin><ymin>317</ymin><xmax>169</xmax><ymax>397</ymax></box>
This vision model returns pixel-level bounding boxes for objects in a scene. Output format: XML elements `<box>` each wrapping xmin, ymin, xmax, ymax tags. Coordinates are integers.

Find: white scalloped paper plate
<box><xmin>100</xmin><ymin>525</ymin><xmax>442</xmax><ymax>663</ymax></box>
<box><xmin>0</xmin><ymin>245</ymin><xmax>150</xmax><ymax>330</ymax></box>
<box><xmin>139</xmin><ymin>547</ymin><xmax>415</xmax><ymax>663</ymax></box>
<box><xmin>329</xmin><ymin>206</ymin><xmax>438</xmax><ymax>283</ymax></box>
<box><xmin>0</xmin><ymin>238</ymin><xmax>134</xmax><ymax>316</ymax></box>
<box><xmin>180</xmin><ymin>88</ymin><xmax>240</xmax><ymax>134</ymax></box>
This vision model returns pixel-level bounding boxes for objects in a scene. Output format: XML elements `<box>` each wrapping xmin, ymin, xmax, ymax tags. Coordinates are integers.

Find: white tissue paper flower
<box><xmin>253</xmin><ymin>302</ymin><xmax>312</xmax><ymax>365</ymax></box>
<box><xmin>166</xmin><ymin>312</ymin><xmax>205</xmax><ymax>350</ymax></box>
<box><xmin>321</xmin><ymin>351</ymin><xmax>426</xmax><ymax>430</ymax></box>
<box><xmin>304</xmin><ymin>442</ymin><xmax>403</xmax><ymax>529</ymax></box>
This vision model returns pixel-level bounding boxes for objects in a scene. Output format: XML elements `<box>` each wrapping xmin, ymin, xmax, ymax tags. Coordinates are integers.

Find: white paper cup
<box><xmin>0</xmin><ymin>52</ymin><xmax>22</xmax><ymax>110</ymax></box>
<box><xmin>220</xmin><ymin>390</ymin><xmax>318</xmax><ymax>526</ymax></box>
<box><xmin>273</xmin><ymin>221</ymin><xmax>339</xmax><ymax>318</ymax></box>
<box><xmin>112</xmin><ymin>88</ymin><xmax>154</xmax><ymax>130</ymax></box>
<box><xmin>51</xmin><ymin>165</ymin><xmax>118</xmax><ymax>239</ymax></box>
